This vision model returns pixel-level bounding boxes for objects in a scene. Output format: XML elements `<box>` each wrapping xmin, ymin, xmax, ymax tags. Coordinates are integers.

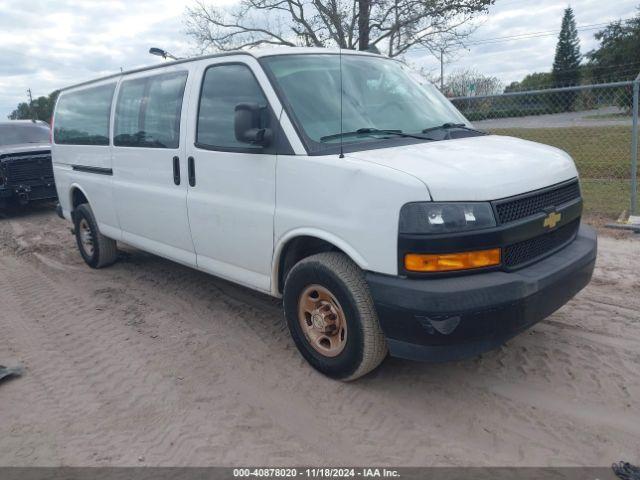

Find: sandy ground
<box><xmin>0</xmin><ymin>203</ymin><xmax>639</xmax><ymax>467</ymax></box>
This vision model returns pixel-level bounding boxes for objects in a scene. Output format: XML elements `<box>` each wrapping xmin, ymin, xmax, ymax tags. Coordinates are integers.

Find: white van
<box><xmin>52</xmin><ymin>48</ymin><xmax>597</xmax><ymax>380</ymax></box>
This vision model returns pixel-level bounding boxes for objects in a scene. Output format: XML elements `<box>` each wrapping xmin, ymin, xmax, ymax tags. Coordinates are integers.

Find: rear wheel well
<box><xmin>278</xmin><ymin>236</ymin><xmax>344</xmax><ymax>294</ymax></box>
<box><xmin>71</xmin><ymin>188</ymin><xmax>88</xmax><ymax>209</ymax></box>
<box><xmin>70</xmin><ymin>189</ymin><xmax>89</xmax><ymax>221</ymax></box>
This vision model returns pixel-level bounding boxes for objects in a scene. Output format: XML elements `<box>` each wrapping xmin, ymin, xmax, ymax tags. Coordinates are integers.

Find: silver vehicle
<box><xmin>0</xmin><ymin>120</ymin><xmax>56</xmax><ymax>207</ymax></box>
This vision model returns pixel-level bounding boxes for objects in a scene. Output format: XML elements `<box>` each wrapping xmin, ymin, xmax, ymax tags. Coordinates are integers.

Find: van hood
<box><xmin>0</xmin><ymin>143</ymin><xmax>50</xmax><ymax>157</ymax></box>
<box><xmin>346</xmin><ymin>135</ymin><xmax>578</xmax><ymax>201</ymax></box>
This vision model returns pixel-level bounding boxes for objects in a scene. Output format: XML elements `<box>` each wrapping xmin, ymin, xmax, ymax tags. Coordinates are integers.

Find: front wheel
<box><xmin>73</xmin><ymin>203</ymin><xmax>118</xmax><ymax>268</ymax></box>
<box><xmin>283</xmin><ymin>252</ymin><xmax>387</xmax><ymax>381</ymax></box>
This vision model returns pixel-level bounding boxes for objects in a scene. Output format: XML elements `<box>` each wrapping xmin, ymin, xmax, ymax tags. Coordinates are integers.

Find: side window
<box><xmin>114</xmin><ymin>78</ymin><xmax>145</xmax><ymax>145</ymax></box>
<box><xmin>197</xmin><ymin>64</ymin><xmax>268</xmax><ymax>150</ymax></box>
<box><xmin>54</xmin><ymin>83</ymin><xmax>115</xmax><ymax>145</ymax></box>
<box><xmin>114</xmin><ymin>71</ymin><xmax>188</xmax><ymax>149</ymax></box>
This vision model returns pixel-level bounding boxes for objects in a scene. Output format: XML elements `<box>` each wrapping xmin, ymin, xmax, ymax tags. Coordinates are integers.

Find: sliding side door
<box><xmin>111</xmin><ymin>67</ymin><xmax>195</xmax><ymax>266</ymax></box>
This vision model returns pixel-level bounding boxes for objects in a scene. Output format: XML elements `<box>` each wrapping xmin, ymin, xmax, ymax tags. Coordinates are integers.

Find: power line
<box><xmin>414</xmin><ymin>21</ymin><xmax>622</xmax><ymax>53</ymax></box>
<box><xmin>421</xmin><ymin>19</ymin><xmax>629</xmax><ymax>82</ymax></box>
<box><xmin>465</xmin><ymin>23</ymin><xmax>611</xmax><ymax>46</ymax></box>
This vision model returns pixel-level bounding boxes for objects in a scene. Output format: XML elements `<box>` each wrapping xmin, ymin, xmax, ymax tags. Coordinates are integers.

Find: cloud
<box><xmin>409</xmin><ymin>0</ymin><xmax>639</xmax><ymax>85</ymax></box>
<box><xmin>0</xmin><ymin>0</ymin><xmax>205</xmax><ymax>117</ymax></box>
<box><xmin>0</xmin><ymin>0</ymin><xmax>637</xmax><ymax>117</ymax></box>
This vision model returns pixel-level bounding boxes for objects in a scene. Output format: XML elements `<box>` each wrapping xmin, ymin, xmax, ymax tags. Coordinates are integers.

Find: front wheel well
<box><xmin>277</xmin><ymin>236</ymin><xmax>344</xmax><ymax>294</ymax></box>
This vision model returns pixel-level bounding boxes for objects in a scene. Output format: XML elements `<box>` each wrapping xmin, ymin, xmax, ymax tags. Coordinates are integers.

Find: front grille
<box><xmin>494</xmin><ymin>181</ymin><xmax>581</xmax><ymax>224</ymax></box>
<box><xmin>1</xmin><ymin>151</ymin><xmax>54</xmax><ymax>186</ymax></box>
<box><xmin>503</xmin><ymin>219</ymin><xmax>580</xmax><ymax>268</ymax></box>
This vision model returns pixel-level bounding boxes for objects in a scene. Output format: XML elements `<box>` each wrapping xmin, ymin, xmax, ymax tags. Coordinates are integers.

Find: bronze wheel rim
<box><xmin>78</xmin><ymin>218</ymin><xmax>94</xmax><ymax>256</ymax></box>
<box><xmin>297</xmin><ymin>284</ymin><xmax>347</xmax><ymax>358</ymax></box>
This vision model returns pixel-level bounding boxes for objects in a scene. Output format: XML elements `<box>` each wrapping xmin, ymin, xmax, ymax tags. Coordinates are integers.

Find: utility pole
<box><xmin>27</xmin><ymin>88</ymin><xmax>37</xmax><ymax>122</ymax></box>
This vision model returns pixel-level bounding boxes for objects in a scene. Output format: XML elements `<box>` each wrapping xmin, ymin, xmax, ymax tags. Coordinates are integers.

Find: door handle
<box><xmin>172</xmin><ymin>156</ymin><xmax>180</xmax><ymax>185</ymax></box>
<box><xmin>188</xmin><ymin>156</ymin><xmax>196</xmax><ymax>187</ymax></box>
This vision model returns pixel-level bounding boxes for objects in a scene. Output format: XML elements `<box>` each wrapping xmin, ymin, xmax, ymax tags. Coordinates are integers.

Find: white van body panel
<box><xmin>347</xmin><ymin>135</ymin><xmax>579</xmax><ymax>202</ymax></box>
<box><xmin>52</xmin><ymin>78</ymin><xmax>120</xmax><ymax>231</ymax></box>
<box><xmin>53</xmin><ymin>163</ymin><xmax>76</xmax><ymax>219</ymax></box>
<box><xmin>183</xmin><ymin>56</ymin><xmax>285</xmax><ymax>293</ymax></box>
<box><xmin>110</xmin><ymin>64</ymin><xmax>197</xmax><ymax>266</ymax></box>
<box><xmin>272</xmin><ymin>154</ymin><xmax>429</xmax><ymax>293</ymax></box>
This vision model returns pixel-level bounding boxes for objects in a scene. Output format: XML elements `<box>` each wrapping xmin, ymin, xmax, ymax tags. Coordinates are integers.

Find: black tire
<box><xmin>73</xmin><ymin>203</ymin><xmax>118</xmax><ymax>269</ymax></box>
<box><xmin>283</xmin><ymin>252</ymin><xmax>388</xmax><ymax>381</ymax></box>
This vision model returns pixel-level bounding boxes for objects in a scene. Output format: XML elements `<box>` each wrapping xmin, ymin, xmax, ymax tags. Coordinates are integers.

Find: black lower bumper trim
<box><xmin>366</xmin><ymin>225</ymin><xmax>597</xmax><ymax>363</ymax></box>
<box><xmin>0</xmin><ymin>184</ymin><xmax>57</xmax><ymax>205</ymax></box>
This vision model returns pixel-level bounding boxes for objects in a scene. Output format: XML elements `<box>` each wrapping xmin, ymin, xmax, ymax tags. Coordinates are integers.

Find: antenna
<box><xmin>338</xmin><ymin>45</ymin><xmax>344</xmax><ymax>159</ymax></box>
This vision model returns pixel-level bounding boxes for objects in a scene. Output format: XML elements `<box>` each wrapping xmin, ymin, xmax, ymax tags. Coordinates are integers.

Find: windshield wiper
<box><xmin>421</xmin><ymin>123</ymin><xmax>486</xmax><ymax>135</ymax></box>
<box><xmin>320</xmin><ymin>128</ymin><xmax>431</xmax><ymax>142</ymax></box>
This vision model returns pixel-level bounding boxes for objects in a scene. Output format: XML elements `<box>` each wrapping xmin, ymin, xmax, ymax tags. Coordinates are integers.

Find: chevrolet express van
<box><xmin>52</xmin><ymin>48</ymin><xmax>597</xmax><ymax>380</ymax></box>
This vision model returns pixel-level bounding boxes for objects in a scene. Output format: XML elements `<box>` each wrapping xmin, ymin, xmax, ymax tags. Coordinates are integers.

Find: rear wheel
<box><xmin>283</xmin><ymin>252</ymin><xmax>387</xmax><ymax>381</ymax></box>
<box><xmin>73</xmin><ymin>203</ymin><xmax>118</xmax><ymax>268</ymax></box>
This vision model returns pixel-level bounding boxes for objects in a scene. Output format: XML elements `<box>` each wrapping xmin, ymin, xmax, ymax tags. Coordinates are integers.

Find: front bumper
<box><xmin>0</xmin><ymin>184</ymin><xmax>57</xmax><ymax>204</ymax></box>
<box><xmin>366</xmin><ymin>225</ymin><xmax>597</xmax><ymax>363</ymax></box>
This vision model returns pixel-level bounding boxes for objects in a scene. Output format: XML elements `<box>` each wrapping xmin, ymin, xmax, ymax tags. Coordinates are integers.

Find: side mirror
<box><xmin>234</xmin><ymin>103</ymin><xmax>273</xmax><ymax>147</ymax></box>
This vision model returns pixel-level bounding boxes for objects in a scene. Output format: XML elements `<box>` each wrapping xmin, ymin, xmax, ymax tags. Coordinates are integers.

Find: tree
<box><xmin>504</xmin><ymin>72</ymin><xmax>554</xmax><ymax>93</ymax></box>
<box><xmin>8</xmin><ymin>91</ymin><xmax>59</xmax><ymax>122</ymax></box>
<box><xmin>552</xmin><ymin>7</ymin><xmax>581</xmax><ymax>86</ymax></box>
<box><xmin>443</xmin><ymin>69</ymin><xmax>503</xmax><ymax>97</ymax></box>
<box><xmin>185</xmin><ymin>0</ymin><xmax>495</xmax><ymax>58</ymax></box>
<box><xmin>552</xmin><ymin>7</ymin><xmax>581</xmax><ymax>111</ymax></box>
<box><xmin>587</xmin><ymin>8</ymin><xmax>640</xmax><ymax>83</ymax></box>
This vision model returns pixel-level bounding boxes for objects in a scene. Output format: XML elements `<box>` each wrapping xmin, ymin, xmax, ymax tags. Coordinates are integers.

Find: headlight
<box><xmin>399</xmin><ymin>202</ymin><xmax>496</xmax><ymax>234</ymax></box>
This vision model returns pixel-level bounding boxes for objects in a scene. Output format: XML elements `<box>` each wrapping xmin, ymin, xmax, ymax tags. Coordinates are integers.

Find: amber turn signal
<box><xmin>404</xmin><ymin>248</ymin><xmax>501</xmax><ymax>272</ymax></box>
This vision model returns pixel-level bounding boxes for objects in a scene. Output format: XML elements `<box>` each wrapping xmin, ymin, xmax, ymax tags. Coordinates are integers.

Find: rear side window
<box><xmin>54</xmin><ymin>83</ymin><xmax>115</xmax><ymax>145</ymax></box>
<box><xmin>114</xmin><ymin>71</ymin><xmax>188</xmax><ymax>149</ymax></box>
<box><xmin>197</xmin><ymin>64</ymin><xmax>268</xmax><ymax>150</ymax></box>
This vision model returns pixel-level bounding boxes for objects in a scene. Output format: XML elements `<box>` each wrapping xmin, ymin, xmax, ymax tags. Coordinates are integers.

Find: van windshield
<box><xmin>0</xmin><ymin>123</ymin><xmax>50</xmax><ymax>146</ymax></box>
<box><xmin>260</xmin><ymin>54</ymin><xmax>469</xmax><ymax>149</ymax></box>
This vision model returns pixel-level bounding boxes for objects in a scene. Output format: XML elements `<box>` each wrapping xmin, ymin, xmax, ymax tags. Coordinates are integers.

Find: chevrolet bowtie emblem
<box><xmin>543</xmin><ymin>211</ymin><xmax>562</xmax><ymax>229</ymax></box>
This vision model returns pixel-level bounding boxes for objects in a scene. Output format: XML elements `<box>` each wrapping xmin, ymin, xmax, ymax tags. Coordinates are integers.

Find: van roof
<box><xmin>60</xmin><ymin>47</ymin><xmax>383</xmax><ymax>93</ymax></box>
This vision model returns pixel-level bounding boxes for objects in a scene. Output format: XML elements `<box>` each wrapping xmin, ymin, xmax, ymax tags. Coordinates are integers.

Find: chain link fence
<box><xmin>451</xmin><ymin>79</ymin><xmax>640</xmax><ymax>221</ymax></box>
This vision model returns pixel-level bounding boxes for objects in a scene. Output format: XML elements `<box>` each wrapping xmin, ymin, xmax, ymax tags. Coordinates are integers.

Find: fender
<box><xmin>67</xmin><ymin>182</ymin><xmax>123</xmax><ymax>241</ymax></box>
<box><xmin>271</xmin><ymin>227</ymin><xmax>370</xmax><ymax>296</ymax></box>
<box><xmin>68</xmin><ymin>183</ymin><xmax>93</xmax><ymax>217</ymax></box>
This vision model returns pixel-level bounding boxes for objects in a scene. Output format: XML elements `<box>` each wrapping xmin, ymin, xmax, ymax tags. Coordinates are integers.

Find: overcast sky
<box><xmin>0</xmin><ymin>0</ymin><xmax>638</xmax><ymax>118</ymax></box>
